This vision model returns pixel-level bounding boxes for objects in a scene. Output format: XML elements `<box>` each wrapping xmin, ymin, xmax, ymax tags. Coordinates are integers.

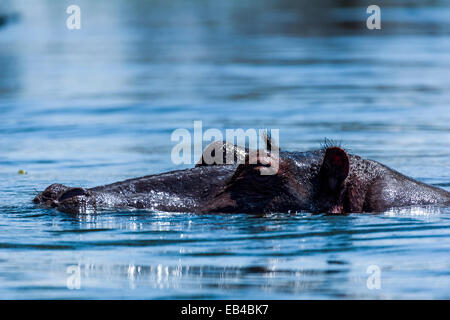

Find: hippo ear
<box><xmin>319</xmin><ymin>147</ymin><xmax>350</xmax><ymax>193</ymax></box>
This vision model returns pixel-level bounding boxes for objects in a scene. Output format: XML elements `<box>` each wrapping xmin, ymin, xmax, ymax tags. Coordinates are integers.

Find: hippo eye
<box><xmin>58</xmin><ymin>188</ymin><xmax>86</xmax><ymax>202</ymax></box>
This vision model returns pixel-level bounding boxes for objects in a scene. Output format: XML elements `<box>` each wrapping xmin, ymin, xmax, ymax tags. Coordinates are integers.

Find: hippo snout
<box><xmin>34</xmin><ymin>184</ymin><xmax>91</xmax><ymax>213</ymax></box>
<box><xmin>33</xmin><ymin>184</ymin><xmax>70</xmax><ymax>204</ymax></box>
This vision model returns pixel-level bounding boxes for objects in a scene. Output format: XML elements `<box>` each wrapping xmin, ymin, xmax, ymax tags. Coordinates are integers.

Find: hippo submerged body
<box><xmin>34</xmin><ymin>141</ymin><xmax>450</xmax><ymax>214</ymax></box>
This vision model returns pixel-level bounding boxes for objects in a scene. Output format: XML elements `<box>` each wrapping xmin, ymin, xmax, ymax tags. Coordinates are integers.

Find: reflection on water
<box><xmin>1</xmin><ymin>208</ymin><xmax>449</xmax><ymax>299</ymax></box>
<box><xmin>0</xmin><ymin>0</ymin><xmax>449</xmax><ymax>299</ymax></box>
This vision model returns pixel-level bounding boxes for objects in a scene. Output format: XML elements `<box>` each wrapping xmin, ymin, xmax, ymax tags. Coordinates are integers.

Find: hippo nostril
<box><xmin>58</xmin><ymin>188</ymin><xmax>86</xmax><ymax>202</ymax></box>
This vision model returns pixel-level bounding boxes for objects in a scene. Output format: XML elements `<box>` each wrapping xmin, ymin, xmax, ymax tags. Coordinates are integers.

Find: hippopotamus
<box><xmin>33</xmin><ymin>139</ymin><xmax>450</xmax><ymax>215</ymax></box>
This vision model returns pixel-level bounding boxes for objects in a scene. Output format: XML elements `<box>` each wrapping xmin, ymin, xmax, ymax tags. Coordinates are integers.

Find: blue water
<box><xmin>0</xmin><ymin>0</ymin><xmax>449</xmax><ymax>299</ymax></box>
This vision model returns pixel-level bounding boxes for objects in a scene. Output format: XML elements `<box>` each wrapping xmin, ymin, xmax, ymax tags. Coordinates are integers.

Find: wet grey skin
<box><xmin>33</xmin><ymin>141</ymin><xmax>450</xmax><ymax>215</ymax></box>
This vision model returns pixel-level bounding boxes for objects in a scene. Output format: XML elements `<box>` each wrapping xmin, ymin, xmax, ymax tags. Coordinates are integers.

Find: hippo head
<box><xmin>202</xmin><ymin>145</ymin><xmax>351</xmax><ymax>214</ymax></box>
<box><xmin>33</xmin><ymin>184</ymin><xmax>94</xmax><ymax>213</ymax></box>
